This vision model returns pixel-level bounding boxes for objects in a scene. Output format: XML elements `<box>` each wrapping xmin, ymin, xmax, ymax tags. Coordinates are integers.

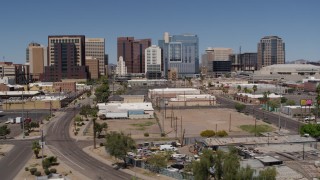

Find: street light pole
<box><xmin>22</xmin><ymin>91</ymin><xmax>25</xmax><ymax>139</ymax></box>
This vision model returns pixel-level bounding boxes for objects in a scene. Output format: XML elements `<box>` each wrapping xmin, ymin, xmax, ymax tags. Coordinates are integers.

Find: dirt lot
<box><xmin>156</xmin><ymin>108</ymin><xmax>276</xmax><ymax>138</ymax></box>
<box><xmin>98</xmin><ymin>108</ymin><xmax>276</xmax><ymax>140</ymax></box>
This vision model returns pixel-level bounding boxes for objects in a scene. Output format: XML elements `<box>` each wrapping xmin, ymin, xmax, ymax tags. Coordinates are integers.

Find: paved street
<box><xmin>216</xmin><ymin>96</ymin><xmax>302</xmax><ymax>134</ymax></box>
<box><xmin>45</xmin><ymin>107</ymin><xmax>131</xmax><ymax>180</ymax></box>
<box><xmin>0</xmin><ymin>140</ymin><xmax>33</xmax><ymax>180</ymax></box>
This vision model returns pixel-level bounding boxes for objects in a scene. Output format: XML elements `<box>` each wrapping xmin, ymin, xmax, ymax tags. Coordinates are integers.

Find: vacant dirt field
<box><xmin>155</xmin><ymin>108</ymin><xmax>276</xmax><ymax>138</ymax></box>
<box><xmin>103</xmin><ymin>108</ymin><xmax>276</xmax><ymax>140</ymax></box>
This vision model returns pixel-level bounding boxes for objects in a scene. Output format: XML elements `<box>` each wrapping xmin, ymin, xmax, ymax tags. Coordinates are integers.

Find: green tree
<box><xmin>30</xmin><ymin>122</ymin><xmax>39</xmax><ymax>131</ymax></box>
<box><xmin>105</xmin><ymin>131</ymin><xmax>136</xmax><ymax>167</ymax></box>
<box><xmin>193</xmin><ymin>149</ymin><xmax>214</xmax><ymax>180</ymax></box>
<box><xmin>257</xmin><ymin>167</ymin><xmax>277</xmax><ymax>180</ymax></box>
<box><xmin>237</xmin><ymin>85</ymin><xmax>242</xmax><ymax>92</ymax></box>
<box><xmin>213</xmin><ymin>150</ymin><xmax>224</xmax><ymax>180</ymax></box>
<box><xmin>223</xmin><ymin>147</ymin><xmax>240</xmax><ymax>180</ymax></box>
<box><xmin>0</xmin><ymin>125</ymin><xmax>10</xmax><ymax>136</ymax></box>
<box><xmin>280</xmin><ymin>97</ymin><xmax>287</xmax><ymax>104</ymax></box>
<box><xmin>286</xmin><ymin>99</ymin><xmax>296</xmax><ymax>106</ymax></box>
<box><xmin>216</xmin><ymin>130</ymin><xmax>228</xmax><ymax>137</ymax></box>
<box><xmin>146</xmin><ymin>154</ymin><xmax>167</xmax><ymax>173</ymax></box>
<box><xmin>244</xmin><ymin>87</ymin><xmax>248</xmax><ymax>93</ymax></box>
<box><xmin>236</xmin><ymin>165</ymin><xmax>254</xmax><ymax>180</ymax></box>
<box><xmin>316</xmin><ymin>84</ymin><xmax>320</xmax><ymax>121</ymax></box>
<box><xmin>95</xmin><ymin>122</ymin><xmax>108</xmax><ymax>138</ymax></box>
<box><xmin>32</xmin><ymin>141</ymin><xmax>41</xmax><ymax>159</ymax></box>
<box><xmin>95</xmin><ymin>83</ymin><xmax>110</xmax><ymax>103</ymax></box>
<box><xmin>200</xmin><ymin>130</ymin><xmax>216</xmax><ymax>138</ymax></box>
<box><xmin>268</xmin><ymin>99</ymin><xmax>280</xmax><ymax>111</ymax></box>
<box><xmin>235</xmin><ymin>103</ymin><xmax>246</xmax><ymax>112</ymax></box>
<box><xmin>252</xmin><ymin>85</ymin><xmax>257</xmax><ymax>94</ymax></box>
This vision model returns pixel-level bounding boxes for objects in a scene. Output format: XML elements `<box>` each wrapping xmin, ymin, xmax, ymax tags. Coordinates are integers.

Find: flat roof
<box><xmin>97</xmin><ymin>102</ymin><xmax>154</xmax><ymax>111</ymax></box>
<box><xmin>0</xmin><ymin>91</ymin><xmax>41</xmax><ymax>96</ymax></box>
<box><xmin>149</xmin><ymin>88</ymin><xmax>199</xmax><ymax>92</ymax></box>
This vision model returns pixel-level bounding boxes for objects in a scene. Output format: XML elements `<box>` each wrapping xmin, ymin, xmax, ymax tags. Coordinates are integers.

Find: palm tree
<box><xmin>244</xmin><ymin>87</ymin><xmax>248</xmax><ymax>93</ymax></box>
<box><xmin>252</xmin><ymin>85</ymin><xmax>257</xmax><ymax>94</ymax></box>
<box><xmin>32</xmin><ymin>141</ymin><xmax>41</xmax><ymax>158</ymax></box>
<box><xmin>262</xmin><ymin>92</ymin><xmax>270</xmax><ymax>111</ymax></box>
<box><xmin>237</xmin><ymin>85</ymin><xmax>241</xmax><ymax>92</ymax></box>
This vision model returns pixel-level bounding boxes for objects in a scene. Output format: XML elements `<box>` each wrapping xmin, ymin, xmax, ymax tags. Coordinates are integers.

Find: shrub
<box><xmin>30</xmin><ymin>168</ymin><xmax>37</xmax><ymax>175</ymax></box>
<box><xmin>235</xmin><ymin>103</ymin><xmax>246</xmax><ymax>112</ymax></box>
<box><xmin>49</xmin><ymin>168</ymin><xmax>57</xmax><ymax>173</ymax></box>
<box><xmin>144</xmin><ymin>132</ymin><xmax>149</xmax><ymax>137</ymax></box>
<box><xmin>34</xmin><ymin>171</ymin><xmax>41</xmax><ymax>176</ymax></box>
<box><xmin>161</xmin><ymin>133</ymin><xmax>165</xmax><ymax>137</ymax></box>
<box><xmin>100</xmin><ymin>143</ymin><xmax>104</xmax><ymax>147</ymax></box>
<box><xmin>76</xmin><ymin>128</ymin><xmax>80</xmax><ymax>131</ymax></box>
<box><xmin>42</xmin><ymin>159</ymin><xmax>51</xmax><ymax>169</ymax></box>
<box><xmin>25</xmin><ymin>167</ymin><xmax>29</xmax><ymax>171</ymax></box>
<box><xmin>44</xmin><ymin>168</ymin><xmax>50</xmax><ymax>175</ymax></box>
<box><xmin>74</xmin><ymin>131</ymin><xmax>78</xmax><ymax>135</ymax></box>
<box><xmin>81</xmin><ymin>122</ymin><xmax>85</xmax><ymax>125</ymax></box>
<box><xmin>216</xmin><ymin>130</ymin><xmax>228</xmax><ymax>137</ymax></box>
<box><xmin>25</xmin><ymin>132</ymin><xmax>29</xmax><ymax>136</ymax></box>
<box><xmin>200</xmin><ymin>130</ymin><xmax>215</xmax><ymax>137</ymax></box>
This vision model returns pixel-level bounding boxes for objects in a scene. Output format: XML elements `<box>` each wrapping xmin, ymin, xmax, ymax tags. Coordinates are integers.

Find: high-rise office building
<box><xmin>116</xmin><ymin>56</ymin><xmax>127</xmax><ymax>76</ymax></box>
<box><xmin>117</xmin><ymin>37</ymin><xmax>151</xmax><ymax>74</ymax></box>
<box><xmin>145</xmin><ymin>45</ymin><xmax>162</xmax><ymax>79</ymax></box>
<box><xmin>201</xmin><ymin>48</ymin><xmax>232</xmax><ymax>73</ymax></box>
<box><xmin>230</xmin><ymin>53</ymin><xmax>257</xmax><ymax>72</ymax></box>
<box><xmin>85</xmin><ymin>56</ymin><xmax>100</xmax><ymax>79</ymax></box>
<box><xmin>26</xmin><ymin>42</ymin><xmax>47</xmax><ymax>81</ymax></box>
<box><xmin>43</xmin><ymin>35</ymin><xmax>87</xmax><ymax>82</ymax></box>
<box><xmin>257</xmin><ymin>36</ymin><xmax>285</xmax><ymax>70</ymax></box>
<box><xmin>158</xmin><ymin>32</ymin><xmax>199</xmax><ymax>77</ymax></box>
<box><xmin>85</xmin><ymin>38</ymin><xmax>106</xmax><ymax>76</ymax></box>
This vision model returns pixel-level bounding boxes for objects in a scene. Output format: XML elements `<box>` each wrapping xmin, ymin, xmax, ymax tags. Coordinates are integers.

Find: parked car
<box><xmin>166</xmin><ymin>166</ymin><xmax>179</xmax><ymax>172</ymax></box>
<box><xmin>170</xmin><ymin>163</ymin><xmax>184</xmax><ymax>170</ymax></box>
<box><xmin>160</xmin><ymin>145</ymin><xmax>178</xmax><ymax>151</ymax></box>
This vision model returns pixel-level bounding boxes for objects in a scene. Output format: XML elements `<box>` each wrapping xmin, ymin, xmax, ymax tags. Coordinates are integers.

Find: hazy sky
<box><xmin>0</xmin><ymin>0</ymin><xmax>319</xmax><ymax>64</ymax></box>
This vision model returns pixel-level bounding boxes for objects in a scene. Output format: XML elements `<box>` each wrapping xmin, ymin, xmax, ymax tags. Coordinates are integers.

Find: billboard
<box><xmin>300</xmin><ymin>99</ymin><xmax>312</xmax><ymax>106</ymax></box>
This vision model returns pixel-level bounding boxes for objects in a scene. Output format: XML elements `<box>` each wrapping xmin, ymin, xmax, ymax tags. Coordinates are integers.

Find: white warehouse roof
<box><xmin>97</xmin><ymin>102</ymin><xmax>154</xmax><ymax>112</ymax></box>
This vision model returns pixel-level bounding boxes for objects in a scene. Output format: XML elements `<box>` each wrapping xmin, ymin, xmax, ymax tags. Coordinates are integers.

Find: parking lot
<box><xmin>0</xmin><ymin>110</ymin><xmax>50</xmax><ymax>137</ymax></box>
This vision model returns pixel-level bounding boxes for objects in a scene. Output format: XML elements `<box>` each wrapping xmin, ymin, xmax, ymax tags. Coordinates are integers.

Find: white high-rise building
<box><xmin>116</xmin><ymin>56</ymin><xmax>127</xmax><ymax>76</ymax></box>
<box><xmin>85</xmin><ymin>38</ymin><xmax>106</xmax><ymax>76</ymax></box>
<box><xmin>145</xmin><ymin>45</ymin><xmax>161</xmax><ymax>72</ymax></box>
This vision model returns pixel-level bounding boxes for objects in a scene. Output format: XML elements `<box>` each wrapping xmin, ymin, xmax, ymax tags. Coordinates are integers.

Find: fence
<box><xmin>126</xmin><ymin>157</ymin><xmax>194</xmax><ymax>180</ymax></box>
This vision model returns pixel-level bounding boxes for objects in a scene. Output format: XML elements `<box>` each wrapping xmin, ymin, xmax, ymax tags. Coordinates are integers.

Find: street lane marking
<box><xmin>48</xmin><ymin>145</ymin><xmax>85</xmax><ymax>170</ymax></box>
<box><xmin>8</xmin><ymin>147</ymin><xmax>26</xmax><ymax>166</ymax></box>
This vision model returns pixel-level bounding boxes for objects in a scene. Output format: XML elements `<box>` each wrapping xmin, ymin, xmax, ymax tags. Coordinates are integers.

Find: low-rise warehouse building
<box><xmin>281</xmin><ymin>105</ymin><xmax>314</xmax><ymax>118</ymax></box>
<box><xmin>168</xmin><ymin>94</ymin><xmax>216</xmax><ymax>107</ymax></box>
<box><xmin>128</xmin><ymin>79</ymin><xmax>168</xmax><ymax>87</ymax></box>
<box><xmin>97</xmin><ymin>102</ymin><xmax>154</xmax><ymax>119</ymax></box>
<box><xmin>148</xmin><ymin>88</ymin><xmax>200</xmax><ymax>99</ymax></box>
<box><xmin>234</xmin><ymin>93</ymin><xmax>281</xmax><ymax>104</ymax></box>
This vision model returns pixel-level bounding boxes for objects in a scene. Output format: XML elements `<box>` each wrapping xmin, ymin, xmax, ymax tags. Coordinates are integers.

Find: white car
<box><xmin>166</xmin><ymin>167</ymin><xmax>179</xmax><ymax>172</ymax></box>
<box><xmin>171</xmin><ymin>153</ymin><xmax>186</xmax><ymax>159</ymax></box>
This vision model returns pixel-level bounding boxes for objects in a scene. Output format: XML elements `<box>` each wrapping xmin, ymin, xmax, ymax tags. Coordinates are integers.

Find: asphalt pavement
<box><xmin>216</xmin><ymin>96</ymin><xmax>302</xmax><ymax>134</ymax></box>
<box><xmin>0</xmin><ymin>140</ymin><xmax>33</xmax><ymax>180</ymax></box>
<box><xmin>45</xmin><ymin>106</ymin><xmax>131</xmax><ymax>180</ymax></box>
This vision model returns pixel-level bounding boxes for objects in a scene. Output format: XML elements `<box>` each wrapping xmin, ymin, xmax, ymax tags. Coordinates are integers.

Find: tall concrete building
<box><xmin>117</xmin><ymin>37</ymin><xmax>151</xmax><ymax>74</ymax></box>
<box><xmin>145</xmin><ymin>45</ymin><xmax>162</xmax><ymax>79</ymax></box>
<box><xmin>116</xmin><ymin>56</ymin><xmax>127</xmax><ymax>76</ymax></box>
<box><xmin>43</xmin><ymin>35</ymin><xmax>87</xmax><ymax>82</ymax></box>
<box><xmin>85</xmin><ymin>38</ymin><xmax>106</xmax><ymax>76</ymax></box>
<box><xmin>257</xmin><ymin>36</ymin><xmax>285</xmax><ymax>70</ymax></box>
<box><xmin>26</xmin><ymin>42</ymin><xmax>47</xmax><ymax>81</ymax></box>
<box><xmin>201</xmin><ymin>48</ymin><xmax>232</xmax><ymax>73</ymax></box>
<box><xmin>230</xmin><ymin>53</ymin><xmax>257</xmax><ymax>72</ymax></box>
<box><xmin>85</xmin><ymin>56</ymin><xmax>100</xmax><ymax>79</ymax></box>
<box><xmin>158</xmin><ymin>32</ymin><xmax>199</xmax><ymax>77</ymax></box>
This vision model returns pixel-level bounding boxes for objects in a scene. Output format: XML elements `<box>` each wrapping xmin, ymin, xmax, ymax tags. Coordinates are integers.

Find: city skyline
<box><xmin>0</xmin><ymin>0</ymin><xmax>320</xmax><ymax>64</ymax></box>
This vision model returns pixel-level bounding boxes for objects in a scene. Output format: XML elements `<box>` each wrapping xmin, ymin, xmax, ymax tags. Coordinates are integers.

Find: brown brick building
<box><xmin>117</xmin><ymin>37</ymin><xmax>151</xmax><ymax>73</ymax></box>
<box><xmin>85</xmin><ymin>57</ymin><xmax>100</xmax><ymax>79</ymax></box>
<box><xmin>53</xmin><ymin>81</ymin><xmax>76</xmax><ymax>92</ymax></box>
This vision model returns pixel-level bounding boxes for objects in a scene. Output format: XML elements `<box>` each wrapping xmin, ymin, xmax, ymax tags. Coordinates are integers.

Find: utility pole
<box><xmin>93</xmin><ymin>118</ymin><xmax>96</xmax><ymax>149</ymax></box>
<box><xmin>303</xmin><ymin>143</ymin><xmax>305</xmax><ymax>160</ymax></box>
<box><xmin>229</xmin><ymin>113</ymin><xmax>231</xmax><ymax>132</ymax></box>
<box><xmin>22</xmin><ymin>91</ymin><xmax>25</xmax><ymax>139</ymax></box>
<box><xmin>41</xmin><ymin>130</ymin><xmax>44</xmax><ymax>162</ymax></box>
